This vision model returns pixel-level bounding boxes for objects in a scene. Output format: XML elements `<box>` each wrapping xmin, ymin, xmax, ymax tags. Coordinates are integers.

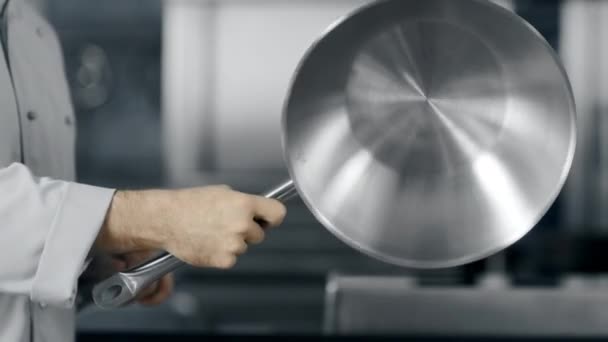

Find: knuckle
<box><xmin>182</xmin><ymin>254</ymin><xmax>201</xmax><ymax>267</ymax></box>
<box><xmin>226</xmin><ymin>239</ymin><xmax>247</xmax><ymax>254</ymax></box>
<box><xmin>193</xmin><ymin>254</ymin><xmax>212</xmax><ymax>268</ymax></box>
<box><xmin>274</xmin><ymin>203</ymin><xmax>287</xmax><ymax>224</ymax></box>
<box><xmin>249</xmin><ymin>229</ymin><xmax>266</xmax><ymax>244</ymax></box>
<box><xmin>215</xmin><ymin>255</ymin><xmax>237</xmax><ymax>269</ymax></box>
<box><xmin>234</xmin><ymin>220</ymin><xmax>252</xmax><ymax>233</ymax></box>
<box><xmin>236</xmin><ymin>244</ymin><xmax>248</xmax><ymax>255</ymax></box>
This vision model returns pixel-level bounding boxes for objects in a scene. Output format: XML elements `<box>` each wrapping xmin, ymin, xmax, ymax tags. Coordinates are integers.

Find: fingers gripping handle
<box><xmin>92</xmin><ymin>180</ymin><xmax>297</xmax><ymax>309</ymax></box>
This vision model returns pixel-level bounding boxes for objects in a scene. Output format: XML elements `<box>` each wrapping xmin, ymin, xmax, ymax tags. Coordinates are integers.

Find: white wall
<box><xmin>162</xmin><ymin>0</ymin><xmax>515</xmax><ymax>187</ymax></box>
<box><xmin>163</xmin><ymin>0</ymin><xmax>370</xmax><ymax>186</ymax></box>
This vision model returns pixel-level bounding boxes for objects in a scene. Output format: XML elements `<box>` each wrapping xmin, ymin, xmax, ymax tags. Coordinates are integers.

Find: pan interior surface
<box><xmin>284</xmin><ymin>0</ymin><xmax>576</xmax><ymax>268</ymax></box>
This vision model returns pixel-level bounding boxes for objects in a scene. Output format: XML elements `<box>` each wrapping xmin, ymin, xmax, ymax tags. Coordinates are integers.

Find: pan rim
<box><xmin>280</xmin><ymin>0</ymin><xmax>577</xmax><ymax>269</ymax></box>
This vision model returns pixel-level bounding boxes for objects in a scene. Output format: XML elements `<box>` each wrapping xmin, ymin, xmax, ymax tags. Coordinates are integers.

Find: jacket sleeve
<box><xmin>0</xmin><ymin>163</ymin><xmax>115</xmax><ymax>308</ymax></box>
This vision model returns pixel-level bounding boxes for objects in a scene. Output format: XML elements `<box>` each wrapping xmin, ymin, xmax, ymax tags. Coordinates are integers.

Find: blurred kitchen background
<box><xmin>31</xmin><ymin>0</ymin><xmax>608</xmax><ymax>339</ymax></box>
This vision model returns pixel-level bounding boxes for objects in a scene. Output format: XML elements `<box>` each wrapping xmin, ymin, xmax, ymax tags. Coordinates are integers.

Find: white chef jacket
<box><xmin>0</xmin><ymin>0</ymin><xmax>116</xmax><ymax>341</ymax></box>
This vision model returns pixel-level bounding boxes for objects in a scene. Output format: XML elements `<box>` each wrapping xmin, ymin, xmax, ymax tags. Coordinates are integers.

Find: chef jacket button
<box><xmin>26</xmin><ymin>111</ymin><xmax>37</xmax><ymax>121</ymax></box>
<box><xmin>36</xmin><ymin>27</ymin><xmax>43</xmax><ymax>37</ymax></box>
<box><xmin>39</xmin><ymin>302</ymin><xmax>47</xmax><ymax>309</ymax></box>
<box><xmin>65</xmin><ymin>116</ymin><xmax>73</xmax><ymax>126</ymax></box>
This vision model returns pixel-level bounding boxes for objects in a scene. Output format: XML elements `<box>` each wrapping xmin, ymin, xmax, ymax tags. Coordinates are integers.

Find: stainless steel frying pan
<box><xmin>93</xmin><ymin>0</ymin><xmax>576</xmax><ymax>309</ymax></box>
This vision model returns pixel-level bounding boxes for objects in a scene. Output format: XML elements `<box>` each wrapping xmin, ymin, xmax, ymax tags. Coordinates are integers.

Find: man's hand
<box><xmin>95</xmin><ymin>185</ymin><xmax>287</xmax><ymax>270</ymax></box>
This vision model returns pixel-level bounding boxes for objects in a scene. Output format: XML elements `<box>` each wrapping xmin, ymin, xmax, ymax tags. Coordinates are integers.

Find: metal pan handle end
<box><xmin>92</xmin><ymin>179</ymin><xmax>297</xmax><ymax>309</ymax></box>
<box><xmin>92</xmin><ymin>253</ymin><xmax>184</xmax><ymax>309</ymax></box>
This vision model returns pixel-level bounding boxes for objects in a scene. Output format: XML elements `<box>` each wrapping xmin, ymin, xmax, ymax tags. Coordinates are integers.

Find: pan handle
<box><xmin>92</xmin><ymin>180</ymin><xmax>297</xmax><ymax>309</ymax></box>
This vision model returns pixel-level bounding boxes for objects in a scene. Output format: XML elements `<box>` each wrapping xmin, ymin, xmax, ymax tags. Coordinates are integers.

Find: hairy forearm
<box><xmin>93</xmin><ymin>185</ymin><xmax>286</xmax><ymax>269</ymax></box>
<box><xmin>96</xmin><ymin>190</ymin><xmax>169</xmax><ymax>253</ymax></box>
